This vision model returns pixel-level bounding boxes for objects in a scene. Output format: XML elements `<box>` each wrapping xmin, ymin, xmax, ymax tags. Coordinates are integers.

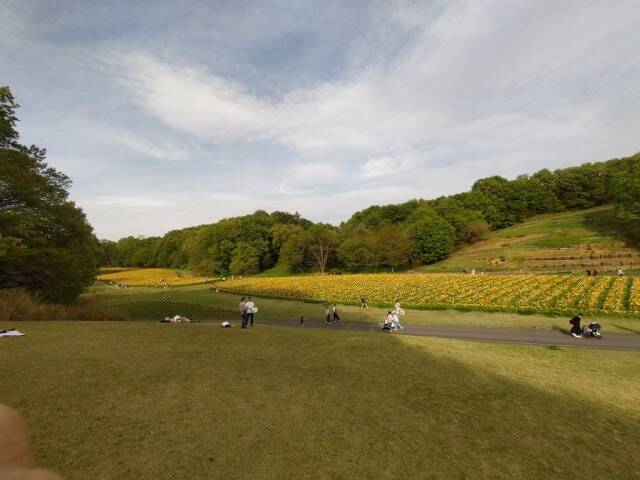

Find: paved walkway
<box><xmin>259</xmin><ymin>319</ymin><xmax>640</xmax><ymax>351</ymax></box>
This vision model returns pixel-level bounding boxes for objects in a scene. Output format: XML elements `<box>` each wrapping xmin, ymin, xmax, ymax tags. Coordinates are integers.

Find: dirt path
<box><xmin>258</xmin><ymin>319</ymin><xmax>640</xmax><ymax>351</ymax></box>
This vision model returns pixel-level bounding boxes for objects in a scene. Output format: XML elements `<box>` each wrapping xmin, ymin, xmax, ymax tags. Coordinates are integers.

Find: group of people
<box><xmin>232</xmin><ymin>295</ymin><xmax>408</xmax><ymax>331</ymax></box>
<box><xmin>569</xmin><ymin>313</ymin><xmax>602</xmax><ymax>339</ymax></box>
<box><xmin>383</xmin><ymin>300</ymin><xmax>405</xmax><ymax>332</ymax></box>
<box><xmin>238</xmin><ymin>297</ymin><xmax>257</xmax><ymax>328</ymax></box>
<box><xmin>325</xmin><ymin>304</ymin><xmax>340</xmax><ymax>322</ymax></box>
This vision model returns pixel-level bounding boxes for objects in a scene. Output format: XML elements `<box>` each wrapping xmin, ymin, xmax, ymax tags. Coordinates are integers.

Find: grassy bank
<box><xmin>2</xmin><ymin>321</ymin><xmax>639</xmax><ymax>479</ymax></box>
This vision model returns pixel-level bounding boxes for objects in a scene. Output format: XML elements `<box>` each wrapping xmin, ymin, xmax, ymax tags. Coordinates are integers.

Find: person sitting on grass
<box><xmin>569</xmin><ymin>314</ymin><xmax>583</xmax><ymax>338</ymax></box>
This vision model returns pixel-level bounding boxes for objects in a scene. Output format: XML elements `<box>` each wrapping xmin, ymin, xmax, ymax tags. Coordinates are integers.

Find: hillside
<box><xmin>419</xmin><ymin>205</ymin><xmax>640</xmax><ymax>273</ymax></box>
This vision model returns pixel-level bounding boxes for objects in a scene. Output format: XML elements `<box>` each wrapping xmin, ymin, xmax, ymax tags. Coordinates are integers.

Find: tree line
<box><xmin>2</xmin><ymin>84</ymin><xmax>639</xmax><ymax>303</ymax></box>
<box><xmin>100</xmin><ymin>153</ymin><xmax>640</xmax><ymax>276</ymax></box>
<box><xmin>1</xmin><ymin>87</ymin><xmax>98</xmax><ymax>302</ymax></box>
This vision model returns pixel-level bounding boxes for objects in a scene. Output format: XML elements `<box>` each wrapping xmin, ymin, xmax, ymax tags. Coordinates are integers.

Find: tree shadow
<box><xmin>312</xmin><ymin>332</ymin><xmax>640</xmax><ymax>479</ymax></box>
<box><xmin>4</xmin><ymin>324</ymin><xmax>640</xmax><ymax>480</ymax></box>
<box><xmin>583</xmin><ymin>208</ymin><xmax>639</xmax><ymax>249</ymax></box>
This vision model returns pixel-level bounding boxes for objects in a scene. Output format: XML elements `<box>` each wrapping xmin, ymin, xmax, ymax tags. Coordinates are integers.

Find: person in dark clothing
<box><xmin>360</xmin><ymin>295</ymin><xmax>368</xmax><ymax>308</ymax></box>
<box><xmin>569</xmin><ymin>314</ymin><xmax>583</xmax><ymax>338</ymax></box>
<box><xmin>239</xmin><ymin>297</ymin><xmax>248</xmax><ymax>329</ymax></box>
<box><xmin>299</xmin><ymin>316</ymin><xmax>304</xmax><ymax>326</ymax></box>
<box><xmin>332</xmin><ymin>304</ymin><xmax>340</xmax><ymax>322</ymax></box>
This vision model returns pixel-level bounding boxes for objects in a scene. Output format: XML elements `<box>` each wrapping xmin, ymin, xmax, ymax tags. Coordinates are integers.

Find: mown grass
<box><xmin>2</xmin><ymin>321</ymin><xmax>639</xmax><ymax>480</ymax></box>
<box><xmin>89</xmin><ymin>284</ymin><xmax>640</xmax><ymax>334</ymax></box>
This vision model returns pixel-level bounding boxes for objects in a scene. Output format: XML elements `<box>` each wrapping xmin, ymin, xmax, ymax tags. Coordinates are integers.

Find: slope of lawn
<box><xmin>420</xmin><ymin>206</ymin><xmax>640</xmax><ymax>273</ymax></box>
<box><xmin>88</xmin><ymin>283</ymin><xmax>640</xmax><ymax>334</ymax></box>
<box><xmin>2</xmin><ymin>321</ymin><xmax>639</xmax><ymax>480</ymax></box>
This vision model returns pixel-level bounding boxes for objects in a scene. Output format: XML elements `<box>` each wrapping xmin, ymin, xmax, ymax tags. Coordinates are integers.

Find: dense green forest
<box><xmin>101</xmin><ymin>152</ymin><xmax>640</xmax><ymax>276</ymax></box>
<box><xmin>1</xmin><ymin>87</ymin><xmax>98</xmax><ymax>302</ymax></box>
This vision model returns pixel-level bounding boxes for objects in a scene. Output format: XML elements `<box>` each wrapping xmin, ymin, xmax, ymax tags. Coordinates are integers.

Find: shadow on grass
<box><xmin>3</xmin><ymin>322</ymin><xmax>639</xmax><ymax>479</ymax></box>
<box><xmin>583</xmin><ymin>208</ymin><xmax>639</xmax><ymax>248</ymax></box>
<box><xmin>551</xmin><ymin>324</ymin><xmax>568</xmax><ymax>334</ymax></box>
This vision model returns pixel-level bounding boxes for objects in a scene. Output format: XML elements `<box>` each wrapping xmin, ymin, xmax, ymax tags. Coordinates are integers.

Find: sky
<box><xmin>1</xmin><ymin>0</ymin><xmax>639</xmax><ymax>240</ymax></box>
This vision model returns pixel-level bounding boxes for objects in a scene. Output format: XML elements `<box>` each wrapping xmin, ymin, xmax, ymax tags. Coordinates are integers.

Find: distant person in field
<box><xmin>383</xmin><ymin>311</ymin><xmax>395</xmax><ymax>331</ymax></box>
<box><xmin>618</xmin><ymin>267</ymin><xmax>624</xmax><ymax>276</ymax></box>
<box><xmin>360</xmin><ymin>295</ymin><xmax>368</xmax><ymax>308</ymax></box>
<box><xmin>569</xmin><ymin>314</ymin><xmax>583</xmax><ymax>338</ymax></box>
<box><xmin>245</xmin><ymin>297</ymin><xmax>256</xmax><ymax>326</ymax></box>
<box><xmin>239</xmin><ymin>297</ymin><xmax>247</xmax><ymax>328</ymax></box>
<box><xmin>391</xmin><ymin>310</ymin><xmax>404</xmax><ymax>331</ymax></box>
<box><xmin>394</xmin><ymin>300</ymin><xmax>404</xmax><ymax>317</ymax></box>
<box><xmin>332</xmin><ymin>304</ymin><xmax>340</xmax><ymax>322</ymax></box>
<box><xmin>325</xmin><ymin>305</ymin><xmax>331</xmax><ymax>323</ymax></box>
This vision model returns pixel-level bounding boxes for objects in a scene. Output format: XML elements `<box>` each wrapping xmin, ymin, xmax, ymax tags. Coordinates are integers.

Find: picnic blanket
<box><xmin>0</xmin><ymin>328</ymin><xmax>25</xmax><ymax>337</ymax></box>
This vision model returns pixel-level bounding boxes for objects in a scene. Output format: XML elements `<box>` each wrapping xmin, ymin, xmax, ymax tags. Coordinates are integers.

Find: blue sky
<box><xmin>2</xmin><ymin>0</ymin><xmax>639</xmax><ymax>239</ymax></box>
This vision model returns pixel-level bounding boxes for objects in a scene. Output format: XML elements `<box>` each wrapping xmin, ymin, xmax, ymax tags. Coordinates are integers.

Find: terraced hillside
<box><xmin>420</xmin><ymin>206</ymin><xmax>639</xmax><ymax>273</ymax></box>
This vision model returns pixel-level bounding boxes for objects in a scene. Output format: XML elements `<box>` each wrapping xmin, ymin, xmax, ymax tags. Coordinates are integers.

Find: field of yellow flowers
<box><xmin>220</xmin><ymin>273</ymin><xmax>640</xmax><ymax>317</ymax></box>
<box><xmin>98</xmin><ymin>268</ymin><xmax>215</xmax><ymax>287</ymax></box>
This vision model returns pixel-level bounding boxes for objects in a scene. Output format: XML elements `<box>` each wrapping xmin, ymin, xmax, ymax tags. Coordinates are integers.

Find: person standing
<box><xmin>332</xmin><ymin>304</ymin><xmax>340</xmax><ymax>322</ymax></box>
<box><xmin>391</xmin><ymin>310</ymin><xmax>404</xmax><ymax>331</ymax></box>
<box><xmin>618</xmin><ymin>267</ymin><xmax>624</xmax><ymax>276</ymax></box>
<box><xmin>239</xmin><ymin>297</ymin><xmax>248</xmax><ymax>328</ymax></box>
<box><xmin>245</xmin><ymin>297</ymin><xmax>256</xmax><ymax>326</ymax></box>
<box><xmin>569</xmin><ymin>314</ymin><xmax>583</xmax><ymax>338</ymax></box>
<box><xmin>325</xmin><ymin>305</ymin><xmax>331</xmax><ymax>323</ymax></box>
<box><xmin>360</xmin><ymin>295</ymin><xmax>368</xmax><ymax>308</ymax></box>
<box><xmin>394</xmin><ymin>300</ymin><xmax>404</xmax><ymax>316</ymax></box>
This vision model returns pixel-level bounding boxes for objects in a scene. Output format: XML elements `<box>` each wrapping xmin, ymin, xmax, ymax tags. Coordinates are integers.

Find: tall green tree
<box><xmin>0</xmin><ymin>86</ymin><xmax>98</xmax><ymax>302</ymax></box>
<box><xmin>305</xmin><ymin>224</ymin><xmax>338</xmax><ymax>273</ymax></box>
<box><xmin>407</xmin><ymin>207</ymin><xmax>454</xmax><ymax>264</ymax></box>
<box><xmin>612</xmin><ymin>155</ymin><xmax>640</xmax><ymax>221</ymax></box>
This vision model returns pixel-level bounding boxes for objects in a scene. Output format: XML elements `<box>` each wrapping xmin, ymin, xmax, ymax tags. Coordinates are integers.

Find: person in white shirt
<box><xmin>384</xmin><ymin>311</ymin><xmax>395</xmax><ymax>331</ymax></box>
<box><xmin>245</xmin><ymin>297</ymin><xmax>256</xmax><ymax>327</ymax></box>
<box><xmin>391</xmin><ymin>311</ymin><xmax>403</xmax><ymax>331</ymax></box>
<box><xmin>394</xmin><ymin>300</ymin><xmax>404</xmax><ymax>316</ymax></box>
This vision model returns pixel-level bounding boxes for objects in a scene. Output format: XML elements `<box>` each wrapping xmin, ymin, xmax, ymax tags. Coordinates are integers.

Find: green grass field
<box><xmin>420</xmin><ymin>206</ymin><xmax>640</xmax><ymax>273</ymax></box>
<box><xmin>3</xmin><ymin>321</ymin><xmax>639</xmax><ymax>479</ymax></box>
<box><xmin>89</xmin><ymin>283</ymin><xmax>640</xmax><ymax>334</ymax></box>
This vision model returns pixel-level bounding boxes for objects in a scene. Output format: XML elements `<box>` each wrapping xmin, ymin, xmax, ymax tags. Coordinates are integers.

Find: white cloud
<box><xmin>109</xmin><ymin>0</ymin><xmax>640</xmax><ymax>169</ymax></box>
<box><xmin>109</xmin><ymin>130</ymin><xmax>190</xmax><ymax>161</ymax></box>
<box><xmin>92</xmin><ymin>196</ymin><xmax>174</xmax><ymax>207</ymax></box>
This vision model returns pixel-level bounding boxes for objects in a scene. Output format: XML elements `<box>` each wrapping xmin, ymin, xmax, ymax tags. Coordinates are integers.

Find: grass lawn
<box><xmin>90</xmin><ymin>283</ymin><xmax>640</xmax><ymax>334</ymax></box>
<box><xmin>1</xmin><ymin>321</ymin><xmax>639</xmax><ymax>479</ymax></box>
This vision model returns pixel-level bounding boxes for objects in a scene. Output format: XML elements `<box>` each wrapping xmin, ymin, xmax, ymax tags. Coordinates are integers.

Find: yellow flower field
<box><xmin>98</xmin><ymin>268</ymin><xmax>215</xmax><ymax>287</ymax></box>
<box><xmin>220</xmin><ymin>273</ymin><xmax>640</xmax><ymax>317</ymax></box>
